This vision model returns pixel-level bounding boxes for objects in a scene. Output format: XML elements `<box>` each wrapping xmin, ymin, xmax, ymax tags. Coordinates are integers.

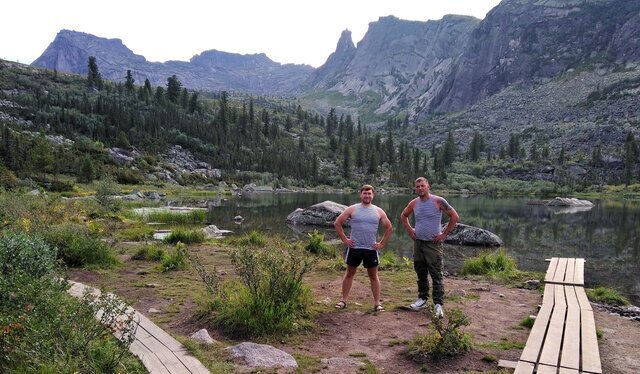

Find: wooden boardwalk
<box><xmin>68</xmin><ymin>280</ymin><xmax>210</xmax><ymax>374</ymax></box>
<box><xmin>511</xmin><ymin>258</ymin><xmax>602</xmax><ymax>374</ymax></box>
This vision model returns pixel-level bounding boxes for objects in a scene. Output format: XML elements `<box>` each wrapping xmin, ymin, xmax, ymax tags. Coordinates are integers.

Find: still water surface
<box><xmin>203</xmin><ymin>192</ymin><xmax>640</xmax><ymax>304</ymax></box>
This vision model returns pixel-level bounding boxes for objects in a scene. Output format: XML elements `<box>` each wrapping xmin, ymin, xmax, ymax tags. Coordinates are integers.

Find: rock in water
<box><xmin>444</xmin><ymin>223</ymin><xmax>502</xmax><ymax>246</ymax></box>
<box><xmin>286</xmin><ymin>200</ymin><xmax>349</xmax><ymax>226</ymax></box>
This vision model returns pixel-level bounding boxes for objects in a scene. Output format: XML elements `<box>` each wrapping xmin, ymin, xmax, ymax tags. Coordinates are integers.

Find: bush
<box><xmin>586</xmin><ymin>287</ymin><xmax>630</xmax><ymax>306</ymax></box>
<box><xmin>42</xmin><ymin>223</ymin><xmax>118</xmax><ymax>268</ymax></box>
<box><xmin>160</xmin><ymin>242</ymin><xmax>189</xmax><ymax>272</ymax></box>
<box><xmin>0</xmin><ymin>273</ymin><xmax>143</xmax><ymax>372</ymax></box>
<box><xmin>0</xmin><ymin>231</ymin><xmax>58</xmax><ymax>277</ymax></box>
<box><xmin>95</xmin><ymin>176</ymin><xmax>120</xmax><ymax>211</ymax></box>
<box><xmin>163</xmin><ymin>228</ymin><xmax>205</xmax><ymax>245</ymax></box>
<box><xmin>226</xmin><ymin>230</ymin><xmax>267</xmax><ymax>247</ymax></box>
<box><xmin>379</xmin><ymin>250</ymin><xmax>412</xmax><ymax>271</ymax></box>
<box><xmin>460</xmin><ymin>250</ymin><xmax>517</xmax><ymax>278</ymax></box>
<box><xmin>305</xmin><ymin>230</ymin><xmax>336</xmax><ymax>257</ymax></box>
<box><xmin>408</xmin><ymin>305</ymin><xmax>473</xmax><ymax>361</ymax></box>
<box><xmin>132</xmin><ymin>244</ymin><xmax>166</xmax><ymax>261</ymax></box>
<box><xmin>211</xmin><ymin>242</ymin><xmax>315</xmax><ymax>337</ymax></box>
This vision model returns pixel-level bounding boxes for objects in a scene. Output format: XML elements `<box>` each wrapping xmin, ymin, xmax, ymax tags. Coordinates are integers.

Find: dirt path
<box><xmin>69</xmin><ymin>244</ymin><xmax>640</xmax><ymax>373</ymax></box>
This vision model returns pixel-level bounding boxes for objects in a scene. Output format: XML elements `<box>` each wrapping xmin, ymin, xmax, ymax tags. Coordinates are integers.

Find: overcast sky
<box><xmin>2</xmin><ymin>0</ymin><xmax>502</xmax><ymax>68</ymax></box>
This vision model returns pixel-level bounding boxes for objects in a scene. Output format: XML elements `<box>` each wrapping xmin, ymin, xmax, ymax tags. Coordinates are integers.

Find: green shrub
<box><xmin>0</xmin><ymin>272</ymin><xmax>143</xmax><ymax>372</ymax></box>
<box><xmin>586</xmin><ymin>287</ymin><xmax>630</xmax><ymax>306</ymax></box>
<box><xmin>211</xmin><ymin>242</ymin><xmax>315</xmax><ymax>337</ymax></box>
<box><xmin>408</xmin><ymin>305</ymin><xmax>472</xmax><ymax>361</ymax></box>
<box><xmin>115</xmin><ymin>168</ymin><xmax>143</xmax><ymax>185</ymax></box>
<box><xmin>519</xmin><ymin>316</ymin><xmax>535</xmax><ymax>328</ymax></box>
<box><xmin>305</xmin><ymin>230</ymin><xmax>337</xmax><ymax>257</ymax></box>
<box><xmin>163</xmin><ymin>228</ymin><xmax>205</xmax><ymax>244</ymax></box>
<box><xmin>226</xmin><ymin>230</ymin><xmax>267</xmax><ymax>247</ymax></box>
<box><xmin>0</xmin><ymin>231</ymin><xmax>58</xmax><ymax>277</ymax></box>
<box><xmin>95</xmin><ymin>177</ymin><xmax>120</xmax><ymax>211</ymax></box>
<box><xmin>42</xmin><ymin>223</ymin><xmax>118</xmax><ymax>268</ymax></box>
<box><xmin>132</xmin><ymin>244</ymin><xmax>166</xmax><ymax>261</ymax></box>
<box><xmin>116</xmin><ymin>226</ymin><xmax>155</xmax><ymax>241</ymax></box>
<box><xmin>379</xmin><ymin>251</ymin><xmax>412</xmax><ymax>271</ymax></box>
<box><xmin>160</xmin><ymin>242</ymin><xmax>189</xmax><ymax>272</ymax></box>
<box><xmin>460</xmin><ymin>250</ymin><xmax>517</xmax><ymax>278</ymax></box>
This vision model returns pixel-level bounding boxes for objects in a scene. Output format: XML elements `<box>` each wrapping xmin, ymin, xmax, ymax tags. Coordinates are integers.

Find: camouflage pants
<box><xmin>413</xmin><ymin>240</ymin><xmax>444</xmax><ymax>305</ymax></box>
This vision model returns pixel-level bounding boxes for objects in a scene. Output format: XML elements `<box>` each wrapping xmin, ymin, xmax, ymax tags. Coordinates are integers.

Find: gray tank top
<box><xmin>414</xmin><ymin>196</ymin><xmax>442</xmax><ymax>241</ymax></box>
<box><xmin>350</xmin><ymin>204</ymin><xmax>380</xmax><ymax>250</ymax></box>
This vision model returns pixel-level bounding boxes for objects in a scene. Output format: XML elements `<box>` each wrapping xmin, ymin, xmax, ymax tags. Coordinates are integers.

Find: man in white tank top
<box><xmin>400</xmin><ymin>177</ymin><xmax>459</xmax><ymax>318</ymax></box>
<box><xmin>334</xmin><ymin>184</ymin><xmax>393</xmax><ymax>312</ymax></box>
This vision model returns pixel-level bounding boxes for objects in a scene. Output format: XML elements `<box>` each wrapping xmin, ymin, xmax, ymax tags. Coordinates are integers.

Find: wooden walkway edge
<box><xmin>67</xmin><ymin>280</ymin><xmax>210</xmax><ymax>374</ymax></box>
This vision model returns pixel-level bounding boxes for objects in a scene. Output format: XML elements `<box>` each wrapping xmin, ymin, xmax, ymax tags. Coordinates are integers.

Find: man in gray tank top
<box><xmin>334</xmin><ymin>184</ymin><xmax>393</xmax><ymax>312</ymax></box>
<box><xmin>400</xmin><ymin>177</ymin><xmax>459</xmax><ymax>318</ymax></box>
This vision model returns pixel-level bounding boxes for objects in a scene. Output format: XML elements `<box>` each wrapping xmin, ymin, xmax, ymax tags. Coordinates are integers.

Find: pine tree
<box><xmin>125</xmin><ymin>70</ymin><xmax>135</xmax><ymax>93</ymax></box>
<box><xmin>443</xmin><ymin>132</ymin><xmax>456</xmax><ymax>166</ymax></box>
<box><xmin>342</xmin><ymin>145</ymin><xmax>351</xmax><ymax>178</ymax></box>
<box><xmin>166</xmin><ymin>75</ymin><xmax>182</xmax><ymax>103</ymax></box>
<box><xmin>78</xmin><ymin>155</ymin><xmax>95</xmax><ymax>183</ymax></box>
<box><xmin>86</xmin><ymin>56</ymin><xmax>102</xmax><ymax>90</ymax></box>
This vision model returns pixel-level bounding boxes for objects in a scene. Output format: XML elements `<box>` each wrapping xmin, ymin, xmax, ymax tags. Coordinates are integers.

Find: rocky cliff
<box><xmin>33</xmin><ymin>30</ymin><xmax>313</xmax><ymax>95</ymax></box>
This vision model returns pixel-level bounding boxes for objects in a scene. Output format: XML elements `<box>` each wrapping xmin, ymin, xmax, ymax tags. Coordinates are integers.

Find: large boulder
<box><xmin>286</xmin><ymin>200</ymin><xmax>348</xmax><ymax>226</ymax></box>
<box><xmin>444</xmin><ymin>223</ymin><xmax>502</xmax><ymax>246</ymax></box>
<box><xmin>546</xmin><ymin>197</ymin><xmax>593</xmax><ymax>207</ymax></box>
<box><xmin>226</xmin><ymin>342</ymin><xmax>297</xmax><ymax>369</ymax></box>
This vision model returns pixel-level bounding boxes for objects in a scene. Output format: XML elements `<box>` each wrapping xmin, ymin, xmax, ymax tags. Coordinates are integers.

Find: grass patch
<box><xmin>179</xmin><ymin>339</ymin><xmax>235</xmax><ymax>373</ymax></box>
<box><xmin>461</xmin><ymin>250</ymin><xmax>517</xmax><ymax>277</ymax></box>
<box><xmin>143</xmin><ymin>209</ymin><xmax>207</xmax><ymax>224</ymax></box>
<box><xmin>132</xmin><ymin>243</ymin><xmax>167</xmax><ymax>261</ymax></box>
<box><xmin>224</xmin><ymin>230</ymin><xmax>267</xmax><ymax>247</ymax></box>
<box><xmin>163</xmin><ymin>228</ymin><xmax>205</xmax><ymax>244</ymax></box>
<box><xmin>305</xmin><ymin>230</ymin><xmax>337</xmax><ymax>257</ymax></box>
<box><xmin>292</xmin><ymin>353</ymin><xmax>322</xmax><ymax>373</ymax></box>
<box><xmin>379</xmin><ymin>251</ymin><xmax>412</xmax><ymax>271</ymax></box>
<box><xmin>476</xmin><ymin>338</ymin><xmax>525</xmax><ymax>350</ymax></box>
<box><xmin>359</xmin><ymin>359</ymin><xmax>376</xmax><ymax>373</ymax></box>
<box><xmin>349</xmin><ymin>352</ymin><xmax>367</xmax><ymax>357</ymax></box>
<box><xmin>482</xmin><ymin>355</ymin><xmax>498</xmax><ymax>363</ymax></box>
<box><xmin>159</xmin><ymin>242</ymin><xmax>189</xmax><ymax>272</ymax></box>
<box><xmin>586</xmin><ymin>287</ymin><xmax>630</xmax><ymax>306</ymax></box>
<box><xmin>519</xmin><ymin>316</ymin><xmax>535</xmax><ymax>329</ymax></box>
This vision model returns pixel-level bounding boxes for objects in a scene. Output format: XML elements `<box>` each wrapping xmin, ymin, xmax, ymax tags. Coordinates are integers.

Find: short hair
<box><xmin>414</xmin><ymin>177</ymin><xmax>429</xmax><ymax>185</ymax></box>
<box><xmin>360</xmin><ymin>184</ymin><xmax>375</xmax><ymax>193</ymax></box>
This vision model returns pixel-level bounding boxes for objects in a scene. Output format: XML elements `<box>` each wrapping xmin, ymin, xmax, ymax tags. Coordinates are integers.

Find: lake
<box><xmin>202</xmin><ymin>192</ymin><xmax>640</xmax><ymax>304</ymax></box>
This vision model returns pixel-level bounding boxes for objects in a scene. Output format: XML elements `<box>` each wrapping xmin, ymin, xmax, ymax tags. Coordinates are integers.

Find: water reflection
<box><xmin>204</xmin><ymin>192</ymin><xmax>640</xmax><ymax>304</ymax></box>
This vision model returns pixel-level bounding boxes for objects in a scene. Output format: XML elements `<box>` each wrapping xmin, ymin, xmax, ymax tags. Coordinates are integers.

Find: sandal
<box><xmin>335</xmin><ymin>300</ymin><xmax>347</xmax><ymax>309</ymax></box>
<box><xmin>373</xmin><ymin>304</ymin><xmax>385</xmax><ymax>312</ymax></box>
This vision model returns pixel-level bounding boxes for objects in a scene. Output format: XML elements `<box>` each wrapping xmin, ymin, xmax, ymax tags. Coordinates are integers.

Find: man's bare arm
<box><xmin>334</xmin><ymin>206</ymin><xmax>356</xmax><ymax>247</ymax></box>
<box><xmin>373</xmin><ymin>209</ymin><xmax>393</xmax><ymax>250</ymax></box>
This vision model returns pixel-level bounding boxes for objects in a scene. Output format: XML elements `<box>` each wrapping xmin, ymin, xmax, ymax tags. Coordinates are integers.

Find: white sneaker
<box><xmin>410</xmin><ymin>298</ymin><xmax>427</xmax><ymax>309</ymax></box>
<box><xmin>435</xmin><ymin>304</ymin><xmax>444</xmax><ymax>318</ymax></box>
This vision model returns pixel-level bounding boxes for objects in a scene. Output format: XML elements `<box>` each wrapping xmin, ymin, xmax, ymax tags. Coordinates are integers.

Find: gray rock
<box><xmin>146</xmin><ymin>191</ymin><xmax>162</xmax><ymax>200</ymax></box>
<box><xmin>446</xmin><ymin>289</ymin><xmax>467</xmax><ymax>298</ymax></box>
<box><xmin>226</xmin><ymin>342</ymin><xmax>297</xmax><ymax>368</ymax></box>
<box><xmin>201</xmin><ymin>224</ymin><xmax>233</xmax><ymax>239</ymax></box>
<box><xmin>523</xmin><ymin>280</ymin><xmax>541</xmax><ymax>290</ymax></box>
<box><xmin>444</xmin><ymin>223</ymin><xmax>502</xmax><ymax>246</ymax></box>
<box><xmin>546</xmin><ymin>197</ymin><xmax>593</xmax><ymax>207</ymax></box>
<box><xmin>320</xmin><ymin>357</ymin><xmax>364</xmax><ymax>368</ymax></box>
<box><xmin>27</xmin><ymin>189</ymin><xmax>40</xmax><ymax>195</ymax></box>
<box><xmin>121</xmin><ymin>193</ymin><xmax>144</xmax><ymax>201</ymax></box>
<box><xmin>286</xmin><ymin>200</ymin><xmax>349</xmax><ymax>226</ymax></box>
<box><xmin>190</xmin><ymin>329</ymin><xmax>215</xmax><ymax>344</ymax></box>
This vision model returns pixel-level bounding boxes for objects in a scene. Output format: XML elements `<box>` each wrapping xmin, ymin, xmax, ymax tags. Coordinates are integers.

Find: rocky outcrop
<box><xmin>444</xmin><ymin>223</ymin><xmax>503</xmax><ymax>246</ymax></box>
<box><xmin>545</xmin><ymin>197</ymin><xmax>593</xmax><ymax>207</ymax></box>
<box><xmin>33</xmin><ymin>30</ymin><xmax>313</xmax><ymax>95</ymax></box>
<box><xmin>164</xmin><ymin>145</ymin><xmax>221</xmax><ymax>180</ymax></box>
<box><xmin>286</xmin><ymin>201</ymin><xmax>348</xmax><ymax>226</ymax></box>
<box><xmin>226</xmin><ymin>342</ymin><xmax>297</xmax><ymax>369</ymax></box>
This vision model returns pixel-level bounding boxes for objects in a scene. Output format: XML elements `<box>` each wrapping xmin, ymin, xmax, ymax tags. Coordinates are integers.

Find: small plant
<box><xmin>460</xmin><ymin>250</ymin><xmax>517</xmax><ymax>278</ymax></box>
<box><xmin>144</xmin><ymin>209</ymin><xmax>206</xmax><ymax>224</ymax></box>
<box><xmin>586</xmin><ymin>287</ymin><xmax>630</xmax><ymax>306</ymax></box>
<box><xmin>407</xmin><ymin>304</ymin><xmax>473</xmax><ymax>361</ymax></box>
<box><xmin>305</xmin><ymin>230</ymin><xmax>337</xmax><ymax>257</ymax></box>
<box><xmin>226</xmin><ymin>230</ymin><xmax>267</xmax><ymax>247</ymax></box>
<box><xmin>163</xmin><ymin>228</ymin><xmax>205</xmax><ymax>244</ymax></box>
<box><xmin>359</xmin><ymin>359</ymin><xmax>376</xmax><ymax>373</ymax></box>
<box><xmin>379</xmin><ymin>251</ymin><xmax>412</xmax><ymax>271</ymax></box>
<box><xmin>132</xmin><ymin>244</ymin><xmax>166</xmax><ymax>261</ymax></box>
<box><xmin>95</xmin><ymin>176</ymin><xmax>121</xmax><ymax>211</ymax></box>
<box><xmin>519</xmin><ymin>316</ymin><xmax>535</xmax><ymax>329</ymax></box>
<box><xmin>482</xmin><ymin>355</ymin><xmax>498</xmax><ymax>363</ymax></box>
<box><xmin>160</xmin><ymin>242</ymin><xmax>189</xmax><ymax>272</ymax></box>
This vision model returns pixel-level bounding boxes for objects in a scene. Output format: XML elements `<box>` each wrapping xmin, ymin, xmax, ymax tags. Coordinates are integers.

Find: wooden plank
<box><xmin>537</xmin><ymin>364</ymin><xmax>558</xmax><ymax>374</ymax></box>
<box><xmin>135</xmin><ymin>329</ymin><xmax>191</xmax><ymax>373</ymax></box>
<box><xmin>553</xmin><ymin>258</ymin><xmax>568</xmax><ymax>284</ymax></box>
<box><xmin>540</xmin><ymin>286</ymin><xmax>566</xmax><ymax>367</ymax></box>
<box><xmin>574</xmin><ymin>258</ymin><xmax>585</xmax><ymax>286</ymax></box>
<box><xmin>130</xmin><ymin>340</ymin><xmax>172</xmax><ymax>374</ymax></box>
<box><xmin>542</xmin><ymin>281</ymin><xmax>555</xmax><ymax>306</ymax></box>
<box><xmin>564</xmin><ymin>259</ymin><xmax>576</xmax><ymax>284</ymax></box>
<box><xmin>575</xmin><ymin>286</ymin><xmax>592</xmax><ymax>311</ymax></box>
<box><xmin>175</xmin><ymin>353</ymin><xmax>211</xmax><ymax>374</ymax></box>
<box><xmin>514</xmin><ymin>361</ymin><xmax>535</xmax><ymax>374</ymax></box>
<box><xmin>520</xmin><ymin>304</ymin><xmax>554</xmax><ymax>363</ymax></box>
<box><xmin>545</xmin><ymin>258</ymin><xmax>559</xmax><ymax>283</ymax></box>
<box><xmin>560</xmin><ymin>286</ymin><xmax>580</xmax><ymax>370</ymax></box>
<box><xmin>135</xmin><ymin>312</ymin><xmax>187</xmax><ymax>352</ymax></box>
<box><xmin>559</xmin><ymin>368</ymin><xmax>579</xmax><ymax>374</ymax></box>
<box><xmin>581</xmin><ymin>310</ymin><xmax>603</xmax><ymax>374</ymax></box>
<box><xmin>497</xmin><ymin>359</ymin><xmax>518</xmax><ymax>369</ymax></box>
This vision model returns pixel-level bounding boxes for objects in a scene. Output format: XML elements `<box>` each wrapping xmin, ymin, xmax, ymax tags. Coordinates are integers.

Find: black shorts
<box><xmin>345</xmin><ymin>247</ymin><xmax>379</xmax><ymax>268</ymax></box>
